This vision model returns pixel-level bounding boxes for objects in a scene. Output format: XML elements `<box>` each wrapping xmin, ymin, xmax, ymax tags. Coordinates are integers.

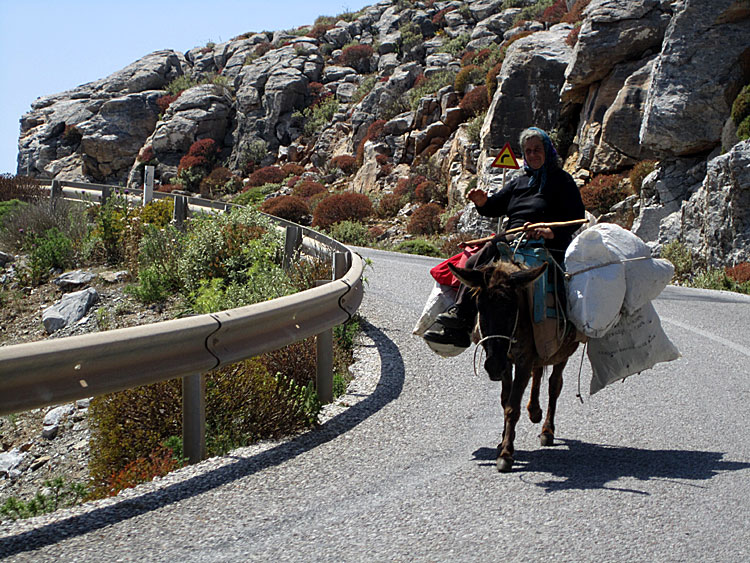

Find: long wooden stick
<box><xmin>459</xmin><ymin>218</ymin><xmax>589</xmax><ymax>248</ymax></box>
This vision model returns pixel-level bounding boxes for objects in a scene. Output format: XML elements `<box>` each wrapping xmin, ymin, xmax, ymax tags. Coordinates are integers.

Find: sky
<box><xmin>0</xmin><ymin>0</ymin><xmax>372</xmax><ymax>175</ymax></box>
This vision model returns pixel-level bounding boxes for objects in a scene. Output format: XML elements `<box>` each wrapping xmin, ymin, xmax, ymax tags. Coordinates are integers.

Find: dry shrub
<box><xmin>459</xmin><ymin>85</ymin><xmax>489</xmax><ymax>117</ymax></box>
<box><xmin>440</xmin><ymin>232</ymin><xmax>475</xmax><ymax>257</ymax></box>
<box><xmin>293</xmin><ymin>180</ymin><xmax>327</xmax><ymax>199</ymax></box>
<box><xmin>726</xmin><ymin>262</ymin><xmax>750</xmax><ymax>283</ymax></box>
<box><xmin>377</xmin><ymin>193</ymin><xmax>404</xmax><ymax>218</ymax></box>
<box><xmin>260</xmin><ymin>195</ymin><xmax>310</xmax><ymax>223</ymax></box>
<box><xmin>407</xmin><ymin>203</ymin><xmax>444</xmax><ymax>235</ymax></box>
<box><xmin>312</xmin><ymin>192</ymin><xmax>373</xmax><ymax>229</ymax></box>
<box><xmin>628</xmin><ymin>160</ymin><xmax>657</xmax><ymax>195</ymax></box>
<box><xmin>340</xmin><ymin>44</ymin><xmax>374</xmax><ymax>68</ymax></box>
<box><xmin>454</xmin><ymin>65</ymin><xmax>483</xmax><ymax>94</ymax></box>
<box><xmin>199</xmin><ymin>166</ymin><xmax>242</xmax><ymax>198</ymax></box>
<box><xmin>356</xmin><ymin>119</ymin><xmax>387</xmax><ymax>165</ymax></box>
<box><xmin>248</xmin><ymin>166</ymin><xmax>286</xmax><ymax>187</ymax></box>
<box><xmin>580</xmin><ymin>173</ymin><xmax>630</xmax><ymax>216</ymax></box>
<box><xmin>542</xmin><ymin>0</ymin><xmax>568</xmax><ymax>23</ymax></box>
<box><xmin>561</xmin><ymin>0</ymin><xmax>591</xmax><ymax>23</ymax></box>
<box><xmin>565</xmin><ymin>25</ymin><xmax>582</xmax><ymax>47</ymax></box>
<box><xmin>281</xmin><ymin>163</ymin><xmax>305</xmax><ymax>177</ymax></box>
<box><xmin>156</xmin><ymin>93</ymin><xmax>179</xmax><ymax>113</ymax></box>
<box><xmin>486</xmin><ymin>61</ymin><xmax>503</xmax><ymax>100</ymax></box>
<box><xmin>0</xmin><ymin>174</ymin><xmax>44</xmax><ymax>202</ymax></box>
<box><xmin>331</xmin><ymin>155</ymin><xmax>357</xmax><ymax>174</ymax></box>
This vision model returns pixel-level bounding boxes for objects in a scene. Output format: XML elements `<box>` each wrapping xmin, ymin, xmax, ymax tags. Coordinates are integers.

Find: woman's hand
<box><xmin>467</xmin><ymin>188</ymin><xmax>488</xmax><ymax>207</ymax></box>
<box><xmin>524</xmin><ymin>222</ymin><xmax>554</xmax><ymax>240</ymax></box>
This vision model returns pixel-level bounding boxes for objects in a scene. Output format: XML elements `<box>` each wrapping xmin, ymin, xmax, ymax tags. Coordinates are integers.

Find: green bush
<box><xmin>125</xmin><ymin>224</ymin><xmax>183</xmax><ymax>304</ymax></box>
<box><xmin>297</xmin><ymin>96</ymin><xmax>339</xmax><ymax>137</ymax></box>
<box><xmin>393</xmin><ymin>239</ymin><xmax>442</xmax><ymax>257</ymax></box>
<box><xmin>731</xmin><ymin>84</ymin><xmax>750</xmax><ymax>125</ymax></box>
<box><xmin>660</xmin><ymin>240</ymin><xmax>693</xmax><ymax>283</ymax></box>
<box><xmin>737</xmin><ymin>116</ymin><xmax>750</xmax><ymax>141</ymax></box>
<box><xmin>233</xmin><ymin>183</ymin><xmax>279</xmax><ymax>207</ymax></box>
<box><xmin>327</xmin><ymin>220</ymin><xmax>373</xmax><ymax>246</ymax></box>
<box><xmin>399</xmin><ymin>22</ymin><xmax>423</xmax><ymax>54</ymax></box>
<box><xmin>465</xmin><ymin>113</ymin><xmax>485</xmax><ymax>144</ymax></box>
<box><xmin>628</xmin><ymin>160</ymin><xmax>657</xmax><ymax>195</ymax></box>
<box><xmin>24</xmin><ymin>228</ymin><xmax>75</xmax><ymax>285</ymax></box>
<box><xmin>408</xmin><ymin>70</ymin><xmax>457</xmax><ymax>110</ymax></box>
<box><xmin>0</xmin><ymin>199</ymin><xmax>25</xmax><ymax>225</ymax></box>
<box><xmin>438</xmin><ymin>33</ymin><xmax>471</xmax><ymax>57</ymax></box>
<box><xmin>1</xmin><ymin>478</ymin><xmax>88</xmax><ymax>521</ymax></box>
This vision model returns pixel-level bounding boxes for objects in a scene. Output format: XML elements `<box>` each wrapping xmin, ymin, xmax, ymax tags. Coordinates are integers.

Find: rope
<box><xmin>473</xmin><ymin>310</ymin><xmax>519</xmax><ymax>378</ymax></box>
<box><xmin>565</xmin><ymin>256</ymin><xmax>650</xmax><ymax>279</ymax></box>
<box><xmin>575</xmin><ymin>341</ymin><xmax>588</xmax><ymax>404</ymax></box>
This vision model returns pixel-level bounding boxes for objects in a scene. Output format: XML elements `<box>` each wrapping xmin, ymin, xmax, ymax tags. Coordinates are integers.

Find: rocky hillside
<box><xmin>15</xmin><ymin>0</ymin><xmax>750</xmax><ymax>267</ymax></box>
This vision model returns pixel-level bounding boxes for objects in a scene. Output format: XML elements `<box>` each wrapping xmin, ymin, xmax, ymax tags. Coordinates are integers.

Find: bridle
<box><xmin>473</xmin><ymin>308</ymin><xmax>520</xmax><ymax>378</ymax></box>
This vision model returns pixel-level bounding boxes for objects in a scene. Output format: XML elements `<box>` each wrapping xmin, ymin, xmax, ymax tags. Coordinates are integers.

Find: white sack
<box><xmin>565</xmin><ymin>229</ymin><xmax>626</xmax><ymax>338</ymax></box>
<box><xmin>587</xmin><ymin>301</ymin><xmax>680</xmax><ymax>394</ymax></box>
<box><xmin>413</xmin><ymin>281</ymin><xmax>456</xmax><ymax>336</ymax></box>
<box><xmin>622</xmin><ymin>258</ymin><xmax>674</xmax><ymax>314</ymax></box>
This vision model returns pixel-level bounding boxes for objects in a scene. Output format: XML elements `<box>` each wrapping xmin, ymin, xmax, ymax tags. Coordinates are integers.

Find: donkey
<box><xmin>448</xmin><ymin>258</ymin><xmax>580</xmax><ymax>472</ymax></box>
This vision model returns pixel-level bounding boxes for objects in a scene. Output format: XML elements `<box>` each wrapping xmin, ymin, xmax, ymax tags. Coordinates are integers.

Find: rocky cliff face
<box><xmin>15</xmin><ymin>0</ymin><xmax>750</xmax><ymax>266</ymax></box>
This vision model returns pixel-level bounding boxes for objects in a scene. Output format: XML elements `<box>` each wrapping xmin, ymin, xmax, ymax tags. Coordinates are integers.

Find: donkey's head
<box><xmin>448</xmin><ymin>260</ymin><xmax>547</xmax><ymax>381</ymax></box>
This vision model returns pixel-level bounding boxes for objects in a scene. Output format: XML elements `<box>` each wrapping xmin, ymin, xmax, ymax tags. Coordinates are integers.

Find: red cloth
<box><xmin>430</xmin><ymin>244</ymin><xmax>484</xmax><ymax>288</ymax></box>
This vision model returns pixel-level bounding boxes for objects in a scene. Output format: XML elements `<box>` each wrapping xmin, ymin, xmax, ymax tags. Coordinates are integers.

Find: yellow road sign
<box><xmin>491</xmin><ymin>142</ymin><xmax>520</xmax><ymax>169</ymax></box>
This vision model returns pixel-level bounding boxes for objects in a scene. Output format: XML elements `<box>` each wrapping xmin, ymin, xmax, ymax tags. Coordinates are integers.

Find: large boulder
<box><xmin>482</xmin><ymin>24</ymin><xmax>574</xmax><ymax>155</ymax></box>
<box><xmin>562</xmin><ymin>0</ymin><xmax>671</xmax><ymax>105</ymax></box>
<box><xmin>678</xmin><ymin>141</ymin><xmax>750</xmax><ymax>268</ymax></box>
<box><xmin>17</xmin><ymin>50</ymin><xmax>184</xmax><ymax>180</ymax></box>
<box><xmin>640</xmin><ymin>0</ymin><xmax>750</xmax><ymax>156</ymax></box>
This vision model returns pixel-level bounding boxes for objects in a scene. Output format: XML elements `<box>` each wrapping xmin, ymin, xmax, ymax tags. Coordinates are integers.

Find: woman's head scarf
<box><xmin>522</xmin><ymin>127</ymin><xmax>558</xmax><ymax>193</ymax></box>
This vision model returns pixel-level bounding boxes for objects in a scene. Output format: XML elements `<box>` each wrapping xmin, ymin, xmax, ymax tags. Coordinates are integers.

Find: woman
<box><xmin>423</xmin><ymin>127</ymin><xmax>585</xmax><ymax>348</ymax></box>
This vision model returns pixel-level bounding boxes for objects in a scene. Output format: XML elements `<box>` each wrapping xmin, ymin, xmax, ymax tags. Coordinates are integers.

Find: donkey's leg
<box><xmin>540</xmin><ymin>360</ymin><xmax>567</xmax><ymax>447</ymax></box>
<box><xmin>497</xmin><ymin>366</ymin><xmax>532</xmax><ymax>473</ymax></box>
<box><xmin>527</xmin><ymin>366</ymin><xmax>543</xmax><ymax>423</ymax></box>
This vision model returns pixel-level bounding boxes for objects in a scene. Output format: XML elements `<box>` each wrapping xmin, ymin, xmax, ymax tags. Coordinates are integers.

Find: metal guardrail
<box><xmin>0</xmin><ymin>180</ymin><xmax>364</xmax><ymax>462</ymax></box>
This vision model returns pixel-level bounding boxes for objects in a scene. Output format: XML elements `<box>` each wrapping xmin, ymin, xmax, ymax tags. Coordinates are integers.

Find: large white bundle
<box><xmin>622</xmin><ymin>257</ymin><xmax>674</xmax><ymax>314</ymax></box>
<box><xmin>413</xmin><ymin>280</ymin><xmax>456</xmax><ymax>336</ymax></box>
<box><xmin>587</xmin><ymin>302</ymin><xmax>680</xmax><ymax>394</ymax></box>
<box><xmin>564</xmin><ymin>228</ymin><xmax>627</xmax><ymax>338</ymax></box>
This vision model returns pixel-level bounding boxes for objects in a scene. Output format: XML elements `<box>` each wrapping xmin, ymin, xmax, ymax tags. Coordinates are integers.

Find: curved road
<box><xmin>1</xmin><ymin>247</ymin><xmax>749</xmax><ymax>561</ymax></box>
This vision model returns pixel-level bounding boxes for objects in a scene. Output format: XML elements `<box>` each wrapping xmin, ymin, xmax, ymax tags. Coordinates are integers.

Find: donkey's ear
<box><xmin>508</xmin><ymin>263</ymin><xmax>547</xmax><ymax>288</ymax></box>
<box><xmin>448</xmin><ymin>263</ymin><xmax>487</xmax><ymax>288</ymax></box>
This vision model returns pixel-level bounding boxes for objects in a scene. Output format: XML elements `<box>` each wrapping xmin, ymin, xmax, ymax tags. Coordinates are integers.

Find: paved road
<box><xmin>2</xmin><ymin>247</ymin><xmax>749</xmax><ymax>562</ymax></box>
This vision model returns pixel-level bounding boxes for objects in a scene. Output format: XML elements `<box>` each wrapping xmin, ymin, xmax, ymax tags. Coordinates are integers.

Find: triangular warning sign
<box><xmin>491</xmin><ymin>142</ymin><xmax>520</xmax><ymax>169</ymax></box>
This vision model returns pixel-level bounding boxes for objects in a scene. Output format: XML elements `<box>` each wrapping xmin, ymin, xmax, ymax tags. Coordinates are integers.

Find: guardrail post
<box><xmin>49</xmin><ymin>179</ymin><xmax>61</xmax><ymax>213</ymax></box>
<box><xmin>101</xmin><ymin>185</ymin><xmax>110</xmax><ymax>205</ymax></box>
<box><xmin>173</xmin><ymin>195</ymin><xmax>188</xmax><ymax>230</ymax></box>
<box><xmin>143</xmin><ymin>165</ymin><xmax>154</xmax><ymax>206</ymax></box>
<box><xmin>283</xmin><ymin>226</ymin><xmax>302</xmax><ymax>271</ymax></box>
<box><xmin>315</xmin><ymin>252</ymin><xmax>349</xmax><ymax>404</ymax></box>
<box><xmin>182</xmin><ymin>373</ymin><xmax>206</xmax><ymax>464</ymax></box>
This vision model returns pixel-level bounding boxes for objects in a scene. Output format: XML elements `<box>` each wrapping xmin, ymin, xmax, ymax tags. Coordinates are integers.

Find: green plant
<box><xmin>354</xmin><ymin>74</ymin><xmax>378</xmax><ymax>103</ymax></box>
<box><xmin>24</xmin><ymin>228</ymin><xmax>74</xmax><ymax>285</ymax></box>
<box><xmin>327</xmin><ymin>220</ymin><xmax>373</xmax><ymax>246</ymax></box>
<box><xmin>392</xmin><ymin>239</ymin><xmax>442</xmax><ymax>257</ymax></box>
<box><xmin>408</xmin><ymin>70</ymin><xmax>457</xmax><ymax>110</ymax></box>
<box><xmin>629</xmin><ymin>160</ymin><xmax>657</xmax><ymax>195</ymax></box>
<box><xmin>732</xmin><ymin>84</ymin><xmax>750</xmax><ymax>125</ymax></box>
<box><xmin>399</xmin><ymin>22</ymin><xmax>423</xmax><ymax>54</ymax></box>
<box><xmin>660</xmin><ymin>240</ymin><xmax>693</xmax><ymax>283</ymax></box>
<box><xmin>465</xmin><ymin>113</ymin><xmax>485</xmax><ymax>144</ymax></box>
<box><xmin>454</xmin><ymin>65</ymin><xmax>484</xmax><ymax>94</ymax></box>
<box><xmin>295</xmin><ymin>96</ymin><xmax>339</xmax><ymax>137</ymax></box>
<box><xmin>165</xmin><ymin>75</ymin><xmax>199</xmax><ymax>96</ymax></box>
<box><xmin>0</xmin><ymin>478</ymin><xmax>88</xmax><ymax>520</ymax></box>
<box><xmin>0</xmin><ymin>198</ymin><xmax>25</xmax><ymax>225</ymax></box>
<box><xmin>233</xmin><ymin>182</ymin><xmax>279</xmax><ymax>207</ymax></box>
<box><xmin>438</xmin><ymin>33</ymin><xmax>471</xmax><ymax>57</ymax></box>
<box><xmin>514</xmin><ymin>0</ymin><xmax>556</xmax><ymax>24</ymax></box>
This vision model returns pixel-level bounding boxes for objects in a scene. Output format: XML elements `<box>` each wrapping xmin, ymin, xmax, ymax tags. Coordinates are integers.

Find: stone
<box><xmin>42</xmin><ymin>404</ymin><xmax>75</xmax><ymax>439</ymax></box>
<box><xmin>30</xmin><ymin>455</ymin><xmax>52</xmax><ymax>471</ymax></box>
<box><xmin>483</xmin><ymin>24</ymin><xmax>574</xmax><ymax>155</ymax></box>
<box><xmin>0</xmin><ymin>251</ymin><xmax>13</xmax><ymax>266</ymax></box>
<box><xmin>42</xmin><ymin>287</ymin><xmax>100</xmax><ymax>334</ymax></box>
<box><xmin>0</xmin><ymin>449</ymin><xmax>26</xmax><ymax>479</ymax></box>
<box><xmin>640</xmin><ymin>0</ymin><xmax>750</xmax><ymax>156</ymax></box>
<box><xmin>53</xmin><ymin>270</ymin><xmax>96</xmax><ymax>290</ymax></box>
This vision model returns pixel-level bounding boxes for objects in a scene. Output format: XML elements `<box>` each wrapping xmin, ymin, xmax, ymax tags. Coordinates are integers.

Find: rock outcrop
<box><xmin>13</xmin><ymin>0</ymin><xmax>750</xmax><ymax>267</ymax></box>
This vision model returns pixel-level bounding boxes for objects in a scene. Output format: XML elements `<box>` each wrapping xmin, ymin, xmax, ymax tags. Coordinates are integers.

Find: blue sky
<box><xmin>0</xmin><ymin>0</ymin><xmax>371</xmax><ymax>175</ymax></box>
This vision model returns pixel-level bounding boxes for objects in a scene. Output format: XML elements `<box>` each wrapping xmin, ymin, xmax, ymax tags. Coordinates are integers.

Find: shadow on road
<box><xmin>0</xmin><ymin>320</ymin><xmax>404</xmax><ymax>558</ymax></box>
<box><xmin>472</xmin><ymin>439</ymin><xmax>750</xmax><ymax>494</ymax></box>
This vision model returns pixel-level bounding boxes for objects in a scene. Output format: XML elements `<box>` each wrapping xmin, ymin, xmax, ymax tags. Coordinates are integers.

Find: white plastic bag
<box><xmin>622</xmin><ymin>257</ymin><xmax>674</xmax><ymax>314</ymax></box>
<box><xmin>413</xmin><ymin>281</ymin><xmax>457</xmax><ymax>336</ymax></box>
<box><xmin>565</xmin><ymin>229</ymin><xmax>627</xmax><ymax>338</ymax></box>
<box><xmin>587</xmin><ymin>302</ymin><xmax>680</xmax><ymax>394</ymax></box>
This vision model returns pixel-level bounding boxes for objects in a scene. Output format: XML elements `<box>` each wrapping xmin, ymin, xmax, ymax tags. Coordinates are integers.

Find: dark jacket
<box><xmin>475</xmin><ymin>166</ymin><xmax>585</xmax><ymax>258</ymax></box>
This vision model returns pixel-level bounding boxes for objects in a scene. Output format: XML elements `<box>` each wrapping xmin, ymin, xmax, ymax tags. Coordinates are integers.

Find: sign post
<box><xmin>143</xmin><ymin>165</ymin><xmax>155</xmax><ymax>206</ymax></box>
<box><xmin>490</xmin><ymin>142</ymin><xmax>520</xmax><ymax>232</ymax></box>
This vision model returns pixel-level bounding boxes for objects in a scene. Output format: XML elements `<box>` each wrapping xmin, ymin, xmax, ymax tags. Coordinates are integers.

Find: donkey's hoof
<box><xmin>540</xmin><ymin>433</ymin><xmax>554</xmax><ymax>447</ymax></box>
<box><xmin>528</xmin><ymin>406</ymin><xmax>542</xmax><ymax>424</ymax></box>
<box><xmin>497</xmin><ymin>457</ymin><xmax>514</xmax><ymax>473</ymax></box>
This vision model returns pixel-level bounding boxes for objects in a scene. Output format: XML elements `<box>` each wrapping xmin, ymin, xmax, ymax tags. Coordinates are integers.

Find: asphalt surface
<box><xmin>1</xmin><ymin>246</ymin><xmax>749</xmax><ymax>562</ymax></box>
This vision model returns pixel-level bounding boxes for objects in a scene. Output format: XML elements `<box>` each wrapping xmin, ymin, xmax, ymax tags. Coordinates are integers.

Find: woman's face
<box><xmin>523</xmin><ymin>136</ymin><xmax>546</xmax><ymax>170</ymax></box>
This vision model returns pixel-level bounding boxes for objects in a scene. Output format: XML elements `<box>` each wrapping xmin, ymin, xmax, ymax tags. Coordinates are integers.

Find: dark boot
<box><xmin>434</xmin><ymin>299</ymin><xmax>475</xmax><ymax>331</ymax></box>
<box><xmin>423</xmin><ymin>325</ymin><xmax>470</xmax><ymax>348</ymax></box>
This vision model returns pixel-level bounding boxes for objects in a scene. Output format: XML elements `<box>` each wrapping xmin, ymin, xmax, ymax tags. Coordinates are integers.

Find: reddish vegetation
<box><xmin>542</xmin><ymin>0</ymin><xmax>568</xmax><ymax>23</ymax></box>
<box><xmin>407</xmin><ymin>203</ymin><xmax>444</xmax><ymax>235</ymax></box>
<box><xmin>331</xmin><ymin>155</ymin><xmax>358</xmax><ymax>174</ymax></box>
<box><xmin>292</xmin><ymin>180</ymin><xmax>327</xmax><ymax>199</ymax></box>
<box><xmin>247</xmin><ymin>166</ymin><xmax>286</xmax><ymax>187</ymax></box>
<box><xmin>459</xmin><ymin>85</ymin><xmax>489</xmax><ymax>117</ymax></box>
<box><xmin>260</xmin><ymin>195</ymin><xmax>310</xmax><ymax>223</ymax></box>
<box><xmin>156</xmin><ymin>94</ymin><xmax>179</xmax><ymax>113</ymax></box>
<box><xmin>356</xmin><ymin>119</ymin><xmax>387</xmax><ymax>164</ymax></box>
<box><xmin>340</xmin><ymin>44</ymin><xmax>374</xmax><ymax>68</ymax></box>
<box><xmin>726</xmin><ymin>262</ymin><xmax>750</xmax><ymax>283</ymax></box>
<box><xmin>580</xmin><ymin>173</ymin><xmax>629</xmax><ymax>215</ymax></box>
<box><xmin>312</xmin><ymin>192</ymin><xmax>373</xmax><ymax>228</ymax></box>
<box><xmin>377</xmin><ymin>193</ymin><xmax>404</xmax><ymax>218</ymax></box>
